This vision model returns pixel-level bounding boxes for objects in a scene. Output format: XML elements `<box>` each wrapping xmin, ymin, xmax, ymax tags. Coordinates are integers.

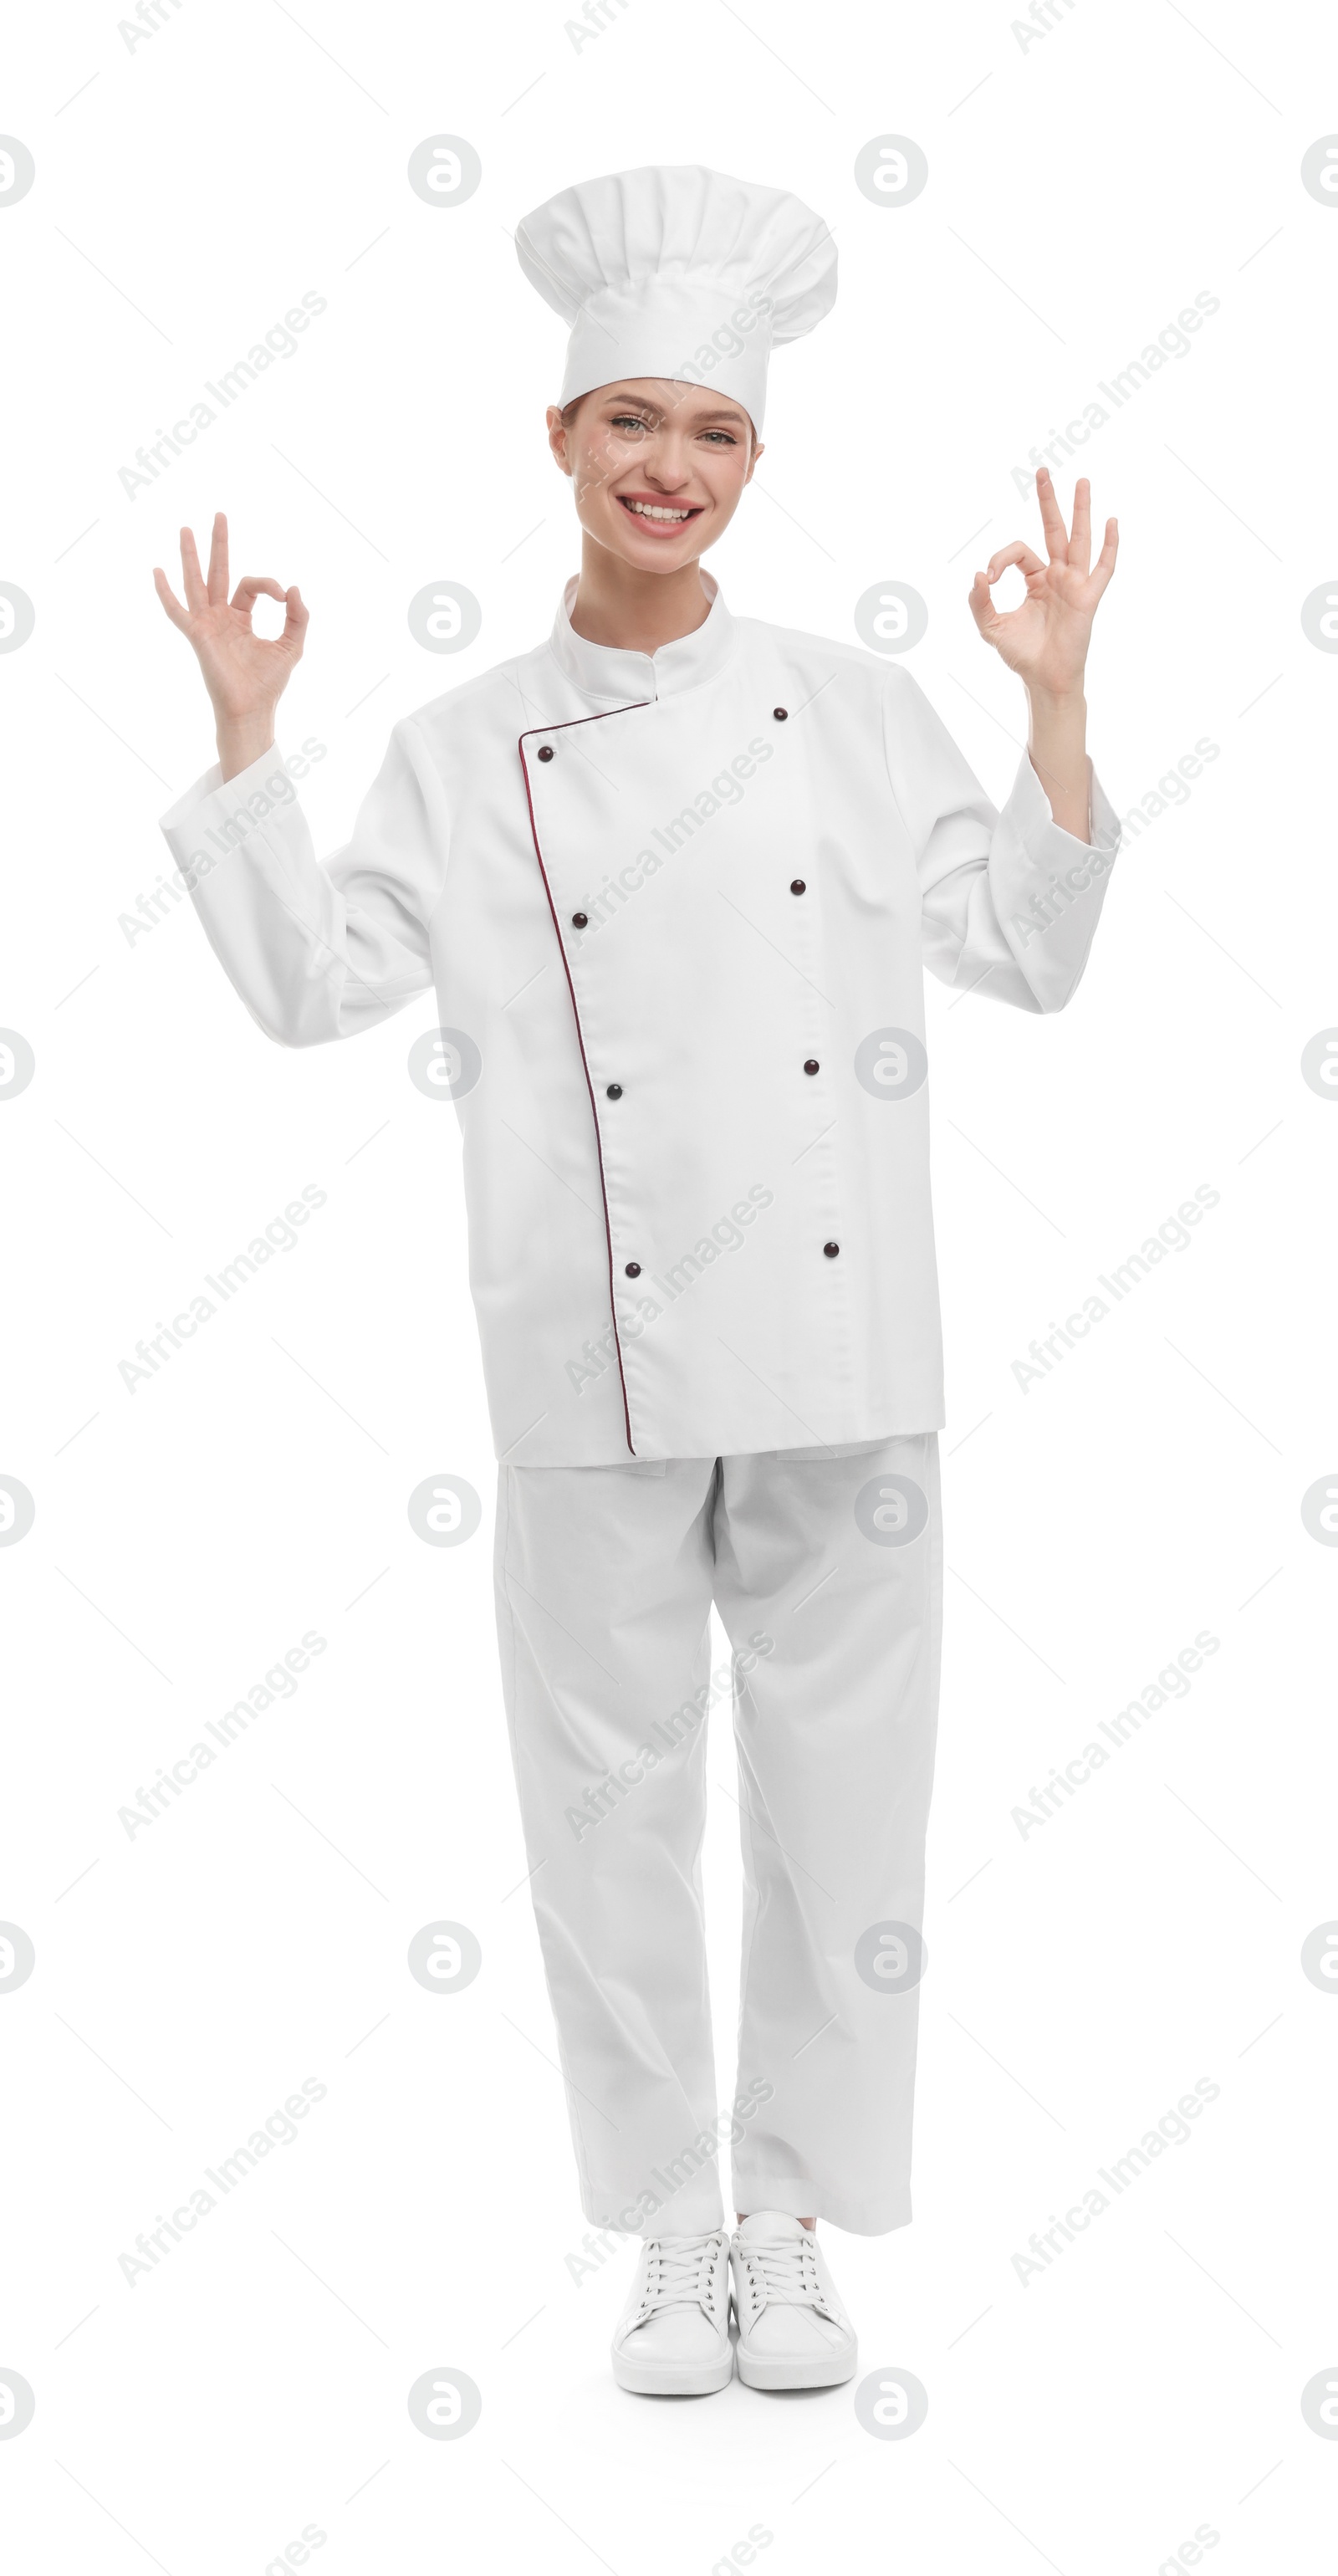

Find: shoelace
<box><xmin>636</xmin><ymin>2231</ymin><xmax>726</xmax><ymax>2320</ymax></box>
<box><xmin>739</xmin><ymin>2232</ymin><xmax>831</xmax><ymax>2315</ymax></box>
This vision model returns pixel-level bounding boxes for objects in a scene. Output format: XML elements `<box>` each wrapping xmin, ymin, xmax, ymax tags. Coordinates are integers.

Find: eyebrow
<box><xmin>600</xmin><ymin>393</ymin><xmax>748</xmax><ymax>427</ymax></box>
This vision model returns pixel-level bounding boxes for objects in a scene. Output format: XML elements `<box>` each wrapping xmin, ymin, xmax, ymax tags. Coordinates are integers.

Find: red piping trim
<box><xmin>518</xmin><ymin>703</ymin><xmax>650</xmax><ymax>1457</ymax></box>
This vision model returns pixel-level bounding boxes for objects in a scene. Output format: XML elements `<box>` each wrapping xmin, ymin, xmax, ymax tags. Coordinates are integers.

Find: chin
<box><xmin>600</xmin><ymin>515</ymin><xmax>706</xmax><ymax>571</ymax></box>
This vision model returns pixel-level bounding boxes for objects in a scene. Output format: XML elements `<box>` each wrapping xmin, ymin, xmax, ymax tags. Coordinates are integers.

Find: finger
<box><xmin>1033</xmin><ymin>466</ymin><xmax>1069</xmax><ymax>561</ymax></box>
<box><xmin>1070</xmin><ymin>478</ymin><xmax>1092</xmax><ymax>575</ymax></box>
<box><xmin>1087</xmin><ymin>517</ymin><xmax>1119</xmax><ymax>595</ymax></box>
<box><xmin>152</xmin><ymin>565</ymin><xmax>190</xmax><ymax>631</ymax></box>
<box><xmin>179</xmin><ymin>524</ymin><xmax>207</xmax><ymax>615</ymax></box>
<box><xmin>207</xmin><ymin>510</ymin><xmax>229</xmax><ymax>607</ymax></box>
<box><xmin>279</xmin><ymin>585</ymin><xmax>309</xmax><ymax>657</ymax></box>
<box><xmin>984</xmin><ymin>539</ymin><xmax>1046</xmax><ymax>585</ymax></box>
<box><xmin>231</xmin><ymin>575</ymin><xmax>289</xmax><ymax>611</ymax></box>
<box><xmin>967</xmin><ymin>569</ymin><xmax>1001</xmax><ymax>635</ymax></box>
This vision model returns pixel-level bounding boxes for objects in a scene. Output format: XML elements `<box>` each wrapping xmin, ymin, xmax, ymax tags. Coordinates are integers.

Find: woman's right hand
<box><xmin>154</xmin><ymin>512</ymin><xmax>309</xmax><ymax>780</ymax></box>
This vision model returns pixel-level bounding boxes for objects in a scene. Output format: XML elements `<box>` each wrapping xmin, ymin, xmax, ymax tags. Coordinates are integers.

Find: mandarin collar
<box><xmin>547</xmin><ymin>570</ymin><xmax>737</xmax><ymax>704</ymax></box>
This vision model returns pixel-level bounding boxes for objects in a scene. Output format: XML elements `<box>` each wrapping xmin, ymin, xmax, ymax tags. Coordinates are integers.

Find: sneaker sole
<box><xmin>611</xmin><ymin>2344</ymin><xmax>733</xmax><ymax>2396</ymax></box>
<box><xmin>736</xmin><ymin>2344</ymin><xmax>857</xmax><ymax>2392</ymax></box>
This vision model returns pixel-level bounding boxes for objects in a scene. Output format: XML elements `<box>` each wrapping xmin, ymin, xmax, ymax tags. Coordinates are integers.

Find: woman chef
<box><xmin>155</xmin><ymin>165</ymin><xmax>1121</xmax><ymax>2399</ymax></box>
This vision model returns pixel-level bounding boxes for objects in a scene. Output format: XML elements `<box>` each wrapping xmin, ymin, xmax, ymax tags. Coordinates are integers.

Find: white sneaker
<box><xmin>730</xmin><ymin>2212</ymin><xmax>858</xmax><ymax>2390</ymax></box>
<box><xmin>610</xmin><ymin>2229</ymin><xmax>733</xmax><ymax>2395</ymax></box>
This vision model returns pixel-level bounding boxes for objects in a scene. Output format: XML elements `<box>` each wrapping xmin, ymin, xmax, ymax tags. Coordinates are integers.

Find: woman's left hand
<box><xmin>968</xmin><ymin>468</ymin><xmax>1117</xmax><ymax>698</ymax></box>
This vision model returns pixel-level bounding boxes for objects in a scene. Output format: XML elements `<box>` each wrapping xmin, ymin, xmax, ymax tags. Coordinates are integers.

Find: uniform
<box><xmin>159</xmin><ymin>162</ymin><xmax>1120</xmax><ymax>2239</ymax></box>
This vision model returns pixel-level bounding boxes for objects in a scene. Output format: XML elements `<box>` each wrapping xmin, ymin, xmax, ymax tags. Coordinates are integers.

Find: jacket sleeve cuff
<box><xmin>156</xmin><ymin>741</ymin><xmax>352</xmax><ymax>1045</ymax></box>
<box><xmin>1006</xmin><ymin>744</ymin><xmax>1122</xmax><ymax>856</ymax></box>
<box><xmin>990</xmin><ymin>750</ymin><xmax>1121</xmax><ymax>1007</ymax></box>
<box><xmin>158</xmin><ymin>743</ymin><xmax>309</xmax><ymax>875</ymax></box>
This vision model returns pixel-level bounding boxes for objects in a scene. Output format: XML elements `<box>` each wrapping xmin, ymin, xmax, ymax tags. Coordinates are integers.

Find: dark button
<box><xmin>804</xmin><ymin>1059</ymin><xmax>820</xmax><ymax>1076</ymax></box>
<box><xmin>823</xmin><ymin>1241</ymin><xmax>840</xmax><ymax>1258</ymax></box>
<box><xmin>606</xmin><ymin>1082</ymin><xmax>622</xmax><ymax>1099</ymax></box>
<box><xmin>773</xmin><ymin>706</ymin><xmax>789</xmax><ymax>721</ymax></box>
<box><xmin>571</xmin><ymin>911</ymin><xmax>589</xmax><ymax>928</ymax></box>
<box><xmin>537</xmin><ymin>744</ymin><xmax>554</xmax><ymax>762</ymax></box>
<box><xmin>790</xmin><ymin>878</ymin><xmax>806</xmax><ymax>895</ymax></box>
<box><xmin>625</xmin><ymin>1261</ymin><xmax>641</xmax><ymax>1278</ymax></box>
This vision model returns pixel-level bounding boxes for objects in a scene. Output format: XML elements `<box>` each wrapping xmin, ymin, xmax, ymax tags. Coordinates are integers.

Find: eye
<box><xmin>702</xmin><ymin>429</ymin><xmax>738</xmax><ymax>445</ymax></box>
<box><xmin>610</xmin><ymin>414</ymin><xmax>651</xmax><ymax>434</ymax></box>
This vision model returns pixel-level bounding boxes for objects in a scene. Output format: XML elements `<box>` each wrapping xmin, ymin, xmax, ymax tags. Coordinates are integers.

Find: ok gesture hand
<box><xmin>154</xmin><ymin>511</ymin><xmax>307</xmax><ymax>773</ymax></box>
<box><xmin>968</xmin><ymin>468</ymin><xmax>1117</xmax><ymax>700</ymax></box>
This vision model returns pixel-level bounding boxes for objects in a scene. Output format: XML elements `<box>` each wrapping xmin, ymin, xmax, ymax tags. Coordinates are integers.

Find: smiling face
<box><xmin>547</xmin><ymin>379</ymin><xmax>762</xmax><ymax>573</ymax></box>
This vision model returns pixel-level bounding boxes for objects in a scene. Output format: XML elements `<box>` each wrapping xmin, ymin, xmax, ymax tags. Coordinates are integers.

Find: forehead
<box><xmin>588</xmin><ymin>378</ymin><xmax>751</xmax><ymax>430</ymax></box>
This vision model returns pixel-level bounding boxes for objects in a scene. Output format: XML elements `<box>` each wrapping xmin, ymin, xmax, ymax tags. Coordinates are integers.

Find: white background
<box><xmin>3</xmin><ymin>2</ymin><xmax>1336</xmax><ymax>2568</ymax></box>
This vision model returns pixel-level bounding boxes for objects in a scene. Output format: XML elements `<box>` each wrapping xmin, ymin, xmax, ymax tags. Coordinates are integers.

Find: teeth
<box><xmin>624</xmin><ymin>499</ymin><xmax>692</xmax><ymax>521</ymax></box>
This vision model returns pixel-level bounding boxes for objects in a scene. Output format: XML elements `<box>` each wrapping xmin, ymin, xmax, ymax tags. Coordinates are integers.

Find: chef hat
<box><xmin>515</xmin><ymin>164</ymin><xmax>836</xmax><ymax>433</ymax></box>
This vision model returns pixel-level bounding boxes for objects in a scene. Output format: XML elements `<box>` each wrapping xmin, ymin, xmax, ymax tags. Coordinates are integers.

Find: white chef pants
<box><xmin>493</xmin><ymin>1434</ymin><xmax>942</xmax><ymax>2238</ymax></box>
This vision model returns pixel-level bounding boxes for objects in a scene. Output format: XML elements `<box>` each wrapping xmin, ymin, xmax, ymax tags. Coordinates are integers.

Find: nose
<box><xmin>642</xmin><ymin>433</ymin><xmax>693</xmax><ymax>493</ymax></box>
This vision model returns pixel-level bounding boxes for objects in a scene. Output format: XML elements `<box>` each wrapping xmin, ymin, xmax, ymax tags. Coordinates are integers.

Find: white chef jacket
<box><xmin>159</xmin><ymin>575</ymin><xmax>1121</xmax><ymax>1466</ymax></box>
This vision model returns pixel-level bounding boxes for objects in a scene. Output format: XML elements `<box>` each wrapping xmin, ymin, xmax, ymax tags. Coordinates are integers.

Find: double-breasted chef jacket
<box><xmin>160</xmin><ymin>574</ymin><xmax>1121</xmax><ymax>1467</ymax></box>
